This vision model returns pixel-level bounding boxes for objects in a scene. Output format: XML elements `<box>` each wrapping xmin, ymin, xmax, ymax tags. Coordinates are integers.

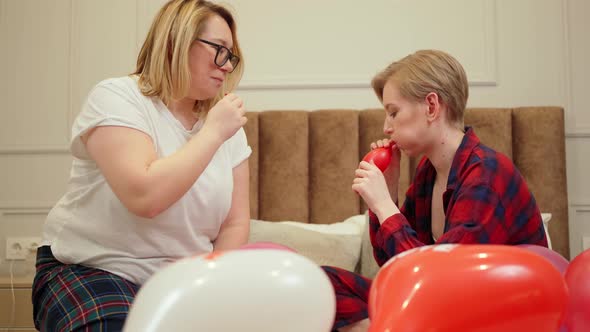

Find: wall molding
<box><xmin>236</xmin><ymin>79</ymin><xmax>495</xmax><ymax>91</ymax></box>
<box><xmin>133</xmin><ymin>0</ymin><xmax>497</xmax><ymax>91</ymax></box>
<box><xmin>561</xmin><ymin>0</ymin><xmax>590</xmax><ymax>134</ymax></box>
<box><xmin>0</xmin><ymin>145</ymin><xmax>69</xmax><ymax>155</ymax></box>
<box><xmin>0</xmin><ymin>0</ymin><xmax>72</xmax><ymax>153</ymax></box>
<box><xmin>67</xmin><ymin>0</ymin><xmax>76</xmax><ymax>136</ymax></box>
<box><xmin>571</xmin><ymin>201</ymin><xmax>590</xmax><ymax>208</ymax></box>
<box><xmin>136</xmin><ymin>0</ymin><xmax>167</xmax><ymax>55</ymax></box>
<box><xmin>0</xmin><ymin>0</ymin><xmax>5</xmax><ymax>26</ymax></box>
<box><xmin>569</xmin><ymin>202</ymin><xmax>590</xmax><ymax>258</ymax></box>
<box><xmin>237</xmin><ymin>81</ymin><xmax>370</xmax><ymax>91</ymax></box>
<box><xmin>478</xmin><ymin>0</ymin><xmax>498</xmax><ymax>86</ymax></box>
<box><xmin>135</xmin><ymin>0</ymin><xmax>148</xmax><ymax>56</ymax></box>
<box><xmin>0</xmin><ymin>208</ymin><xmax>51</xmax><ymax>216</ymax></box>
<box><xmin>561</xmin><ymin>0</ymin><xmax>573</xmax><ymax>127</ymax></box>
<box><xmin>566</xmin><ymin>129</ymin><xmax>590</xmax><ymax>138</ymax></box>
<box><xmin>0</xmin><ymin>204</ymin><xmax>52</xmax><ymax>216</ymax></box>
<box><xmin>0</xmin><ymin>1</ymin><xmax>73</xmax><ymax>156</ymax></box>
<box><xmin>238</xmin><ymin>0</ymin><xmax>497</xmax><ymax>90</ymax></box>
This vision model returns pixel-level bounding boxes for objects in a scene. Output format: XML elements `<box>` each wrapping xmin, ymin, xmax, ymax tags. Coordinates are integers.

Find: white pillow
<box><xmin>278</xmin><ymin>214</ymin><xmax>366</xmax><ymax>235</ymax></box>
<box><xmin>541</xmin><ymin>213</ymin><xmax>552</xmax><ymax>249</ymax></box>
<box><xmin>360</xmin><ymin>211</ymin><xmax>380</xmax><ymax>279</ymax></box>
<box><xmin>541</xmin><ymin>213</ymin><xmax>552</xmax><ymax>224</ymax></box>
<box><xmin>248</xmin><ymin>216</ymin><xmax>366</xmax><ymax>272</ymax></box>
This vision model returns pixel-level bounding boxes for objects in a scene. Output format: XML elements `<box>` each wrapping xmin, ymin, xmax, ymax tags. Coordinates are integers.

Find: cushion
<box><xmin>359</xmin><ymin>212</ymin><xmax>380</xmax><ymax>279</ymax></box>
<box><xmin>278</xmin><ymin>214</ymin><xmax>366</xmax><ymax>235</ymax></box>
<box><xmin>542</xmin><ymin>213</ymin><xmax>552</xmax><ymax>225</ymax></box>
<box><xmin>542</xmin><ymin>213</ymin><xmax>552</xmax><ymax>249</ymax></box>
<box><xmin>248</xmin><ymin>216</ymin><xmax>364</xmax><ymax>272</ymax></box>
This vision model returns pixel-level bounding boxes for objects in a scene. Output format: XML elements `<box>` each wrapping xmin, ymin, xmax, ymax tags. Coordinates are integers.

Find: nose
<box><xmin>383</xmin><ymin>119</ymin><xmax>393</xmax><ymax>136</ymax></box>
<box><xmin>220</xmin><ymin>60</ymin><xmax>234</xmax><ymax>73</ymax></box>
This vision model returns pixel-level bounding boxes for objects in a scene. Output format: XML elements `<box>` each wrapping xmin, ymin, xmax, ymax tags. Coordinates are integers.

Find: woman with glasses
<box><xmin>32</xmin><ymin>1</ymin><xmax>249</xmax><ymax>331</ymax></box>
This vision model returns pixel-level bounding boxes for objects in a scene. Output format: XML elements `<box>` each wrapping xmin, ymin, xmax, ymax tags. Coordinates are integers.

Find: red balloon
<box><xmin>368</xmin><ymin>244</ymin><xmax>568</xmax><ymax>332</ymax></box>
<box><xmin>239</xmin><ymin>242</ymin><xmax>296</xmax><ymax>253</ymax></box>
<box><xmin>561</xmin><ymin>249</ymin><xmax>590</xmax><ymax>332</ymax></box>
<box><xmin>516</xmin><ymin>244</ymin><xmax>569</xmax><ymax>275</ymax></box>
<box><xmin>362</xmin><ymin>147</ymin><xmax>392</xmax><ymax>172</ymax></box>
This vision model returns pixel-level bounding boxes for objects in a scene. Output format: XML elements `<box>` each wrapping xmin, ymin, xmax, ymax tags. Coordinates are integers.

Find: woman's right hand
<box><xmin>204</xmin><ymin>93</ymin><xmax>247</xmax><ymax>142</ymax></box>
<box><xmin>370</xmin><ymin>139</ymin><xmax>401</xmax><ymax>183</ymax></box>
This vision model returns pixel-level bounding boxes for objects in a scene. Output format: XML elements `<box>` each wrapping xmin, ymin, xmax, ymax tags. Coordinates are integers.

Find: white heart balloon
<box><xmin>123</xmin><ymin>249</ymin><xmax>336</xmax><ymax>332</ymax></box>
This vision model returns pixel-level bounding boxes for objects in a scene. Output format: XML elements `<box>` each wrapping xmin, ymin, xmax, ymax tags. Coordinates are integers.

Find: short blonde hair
<box><xmin>132</xmin><ymin>0</ymin><xmax>243</xmax><ymax>112</ymax></box>
<box><xmin>371</xmin><ymin>50</ymin><xmax>468</xmax><ymax>128</ymax></box>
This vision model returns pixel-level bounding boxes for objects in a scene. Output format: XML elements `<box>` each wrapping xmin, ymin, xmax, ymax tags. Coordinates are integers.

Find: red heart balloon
<box><xmin>362</xmin><ymin>147</ymin><xmax>392</xmax><ymax>172</ymax></box>
<box><xmin>561</xmin><ymin>249</ymin><xmax>590</xmax><ymax>332</ymax></box>
<box><xmin>368</xmin><ymin>245</ymin><xmax>568</xmax><ymax>332</ymax></box>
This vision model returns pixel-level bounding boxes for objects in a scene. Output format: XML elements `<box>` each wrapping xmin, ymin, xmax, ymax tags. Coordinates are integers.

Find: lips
<box><xmin>211</xmin><ymin>77</ymin><xmax>224</xmax><ymax>84</ymax></box>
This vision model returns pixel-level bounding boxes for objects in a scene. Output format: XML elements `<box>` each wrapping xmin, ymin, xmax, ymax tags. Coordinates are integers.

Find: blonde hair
<box><xmin>371</xmin><ymin>50</ymin><xmax>468</xmax><ymax>129</ymax></box>
<box><xmin>132</xmin><ymin>0</ymin><xmax>243</xmax><ymax>112</ymax></box>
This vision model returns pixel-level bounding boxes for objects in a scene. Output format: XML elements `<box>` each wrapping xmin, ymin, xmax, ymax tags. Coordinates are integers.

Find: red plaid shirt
<box><xmin>369</xmin><ymin>127</ymin><xmax>548</xmax><ymax>266</ymax></box>
<box><xmin>323</xmin><ymin>128</ymin><xmax>548</xmax><ymax>330</ymax></box>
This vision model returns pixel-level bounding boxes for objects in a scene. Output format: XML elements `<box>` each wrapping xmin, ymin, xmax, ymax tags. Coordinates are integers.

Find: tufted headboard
<box><xmin>243</xmin><ymin>107</ymin><xmax>569</xmax><ymax>259</ymax></box>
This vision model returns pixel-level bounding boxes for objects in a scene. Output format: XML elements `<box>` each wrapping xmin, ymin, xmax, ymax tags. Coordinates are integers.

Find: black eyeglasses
<box><xmin>197</xmin><ymin>38</ymin><xmax>240</xmax><ymax>73</ymax></box>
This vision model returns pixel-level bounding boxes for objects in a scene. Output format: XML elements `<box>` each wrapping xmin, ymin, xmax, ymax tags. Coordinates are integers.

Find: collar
<box><xmin>446</xmin><ymin>126</ymin><xmax>480</xmax><ymax>191</ymax></box>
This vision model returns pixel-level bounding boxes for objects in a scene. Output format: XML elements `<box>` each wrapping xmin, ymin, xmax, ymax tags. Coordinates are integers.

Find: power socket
<box><xmin>5</xmin><ymin>237</ymin><xmax>42</xmax><ymax>260</ymax></box>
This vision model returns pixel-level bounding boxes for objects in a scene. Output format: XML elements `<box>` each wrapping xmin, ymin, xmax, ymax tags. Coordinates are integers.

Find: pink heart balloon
<box><xmin>239</xmin><ymin>241</ymin><xmax>296</xmax><ymax>253</ymax></box>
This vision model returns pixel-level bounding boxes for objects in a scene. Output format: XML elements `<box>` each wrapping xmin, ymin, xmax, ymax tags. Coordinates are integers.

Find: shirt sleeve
<box><xmin>369</xmin><ymin>181</ymin><xmax>422</xmax><ymax>266</ymax></box>
<box><xmin>368</xmin><ymin>214</ymin><xmax>425</xmax><ymax>267</ymax></box>
<box><xmin>225</xmin><ymin>127</ymin><xmax>252</xmax><ymax>168</ymax></box>
<box><xmin>70</xmin><ymin>79</ymin><xmax>153</xmax><ymax>160</ymax></box>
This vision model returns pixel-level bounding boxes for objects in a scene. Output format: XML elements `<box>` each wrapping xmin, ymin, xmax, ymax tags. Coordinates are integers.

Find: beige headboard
<box><xmin>243</xmin><ymin>107</ymin><xmax>569</xmax><ymax>259</ymax></box>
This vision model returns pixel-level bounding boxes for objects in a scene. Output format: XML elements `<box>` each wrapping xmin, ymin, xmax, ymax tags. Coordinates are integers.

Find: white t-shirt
<box><xmin>43</xmin><ymin>76</ymin><xmax>251</xmax><ymax>285</ymax></box>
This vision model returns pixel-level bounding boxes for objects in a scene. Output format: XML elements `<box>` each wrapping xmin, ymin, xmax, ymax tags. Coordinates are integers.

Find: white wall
<box><xmin>563</xmin><ymin>0</ymin><xmax>590</xmax><ymax>261</ymax></box>
<box><xmin>0</xmin><ymin>0</ymin><xmax>588</xmax><ymax>278</ymax></box>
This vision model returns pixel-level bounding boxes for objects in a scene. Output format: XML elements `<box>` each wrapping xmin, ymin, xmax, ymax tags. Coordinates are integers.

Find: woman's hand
<box><xmin>370</xmin><ymin>139</ymin><xmax>401</xmax><ymax>184</ymax></box>
<box><xmin>204</xmin><ymin>93</ymin><xmax>247</xmax><ymax>142</ymax></box>
<box><xmin>352</xmin><ymin>160</ymin><xmax>399</xmax><ymax>222</ymax></box>
<box><xmin>355</xmin><ymin>139</ymin><xmax>401</xmax><ymax>222</ymax></box>
<box><xmin>353</xmin><ymin>161</ymin><xmax>391</xmax><ymax>211</ymax></box>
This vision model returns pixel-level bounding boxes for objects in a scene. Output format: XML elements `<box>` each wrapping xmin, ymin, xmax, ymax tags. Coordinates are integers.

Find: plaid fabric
<box><xmin>32</xmin><ymin>246</ymin><xmax>139</xmax><ymax>332</ymax></box>
<box><xmin>325</xmin><ymin>128</ymin><xmax>548</xmax><ymax>329</ymax></box>
<box><xmin>321</xmin><ymin>266</ymin><xmax>371</xmax><ymax>330</ymax></box>
<box><xmin>370</xmin><ymin>127</ymin><xmax>548</xmax><ymax>265</ymax></box>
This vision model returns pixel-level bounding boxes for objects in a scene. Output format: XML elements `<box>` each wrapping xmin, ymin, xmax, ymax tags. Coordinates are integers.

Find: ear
<box><xmin>424</xmin><ymin>92</ymin><xmax>442</xmax><ymax>123</ymax></box>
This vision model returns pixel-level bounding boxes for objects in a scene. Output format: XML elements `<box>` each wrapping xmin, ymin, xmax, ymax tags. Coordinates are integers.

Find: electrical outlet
<box><xmin>5</xmin><ymin>237</ymin><xmax>42</xmax><ymax>260</ymax></box>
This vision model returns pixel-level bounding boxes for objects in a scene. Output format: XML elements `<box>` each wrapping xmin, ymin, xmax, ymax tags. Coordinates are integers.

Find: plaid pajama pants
<box><xmin>32</xmin><ymin>246</ymin><xmax>139</xmax><ymax>332</ymax></box>
<box><xmin>322</xmin><ymin>265</ymin><xmax>373</xmax><ymax>330</ymax></box>
<box><xmin>32</xmin><ymin>247</ymin><xmax>370</xmax><ymax>331</ymax></box>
